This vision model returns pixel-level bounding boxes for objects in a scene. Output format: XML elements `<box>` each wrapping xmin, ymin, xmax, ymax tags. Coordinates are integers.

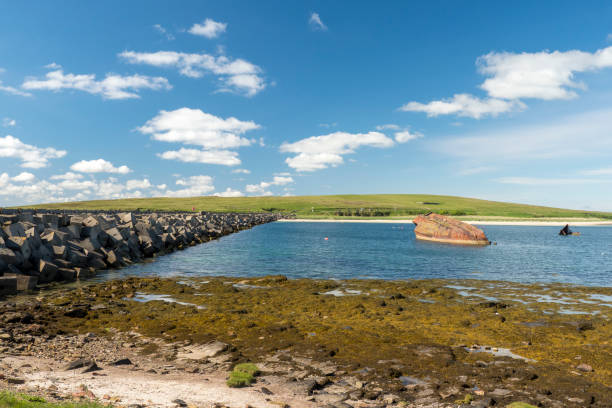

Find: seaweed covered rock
<box><xmin>413</xmin><ymin>213</ymin><xmax>489</xmax><ymax>245</ymax></box>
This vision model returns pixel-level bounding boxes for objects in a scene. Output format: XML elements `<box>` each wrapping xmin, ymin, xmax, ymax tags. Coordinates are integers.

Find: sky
<box><xmin>1</xmin><ymin>1</ymin><xmax>612</xmax><ymax>210</ymax></box>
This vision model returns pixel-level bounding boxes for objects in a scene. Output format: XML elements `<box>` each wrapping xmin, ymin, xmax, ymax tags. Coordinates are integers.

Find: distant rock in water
<box><xmin>413</xmin><ymin>213</ymin><xmax>490</xmax><ymax>245</ymax></box>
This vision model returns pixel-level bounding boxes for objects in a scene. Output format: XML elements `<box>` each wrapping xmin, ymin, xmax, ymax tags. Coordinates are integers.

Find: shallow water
<box><xmin>98</xmin><ymin>222</ymin><xmax>612</xmax><ymax>286</ymax></box>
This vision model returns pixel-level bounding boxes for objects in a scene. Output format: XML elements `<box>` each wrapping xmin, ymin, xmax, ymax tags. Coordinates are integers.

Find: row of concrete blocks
<box><xmin>0</xmin><ymin>211</ymin><xmax>284</xmax><ymax>295</ymax></box>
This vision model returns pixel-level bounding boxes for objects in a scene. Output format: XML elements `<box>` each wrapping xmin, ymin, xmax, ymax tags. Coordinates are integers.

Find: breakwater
<box><xmin>0</xmin><ymin>210</ymin><xmax>284</xmax><ymax>294</ymax></box>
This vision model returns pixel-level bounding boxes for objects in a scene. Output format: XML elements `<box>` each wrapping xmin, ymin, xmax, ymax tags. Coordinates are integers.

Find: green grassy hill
<box><xmin>15</xmin><ymin>194</ymin><xmax>612</xmax><ymax>220</ymax></box>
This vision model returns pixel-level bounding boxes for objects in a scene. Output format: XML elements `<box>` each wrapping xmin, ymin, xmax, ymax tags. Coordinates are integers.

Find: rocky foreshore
<box><xmin>0</xmin><ymin>210</ymin><xmax>285</xmax><ymax>294</ymax></box>
<box><xmin>1</xmin><ymin>276</ymin><xmax>611</xmax><ymax>407</ymax></box>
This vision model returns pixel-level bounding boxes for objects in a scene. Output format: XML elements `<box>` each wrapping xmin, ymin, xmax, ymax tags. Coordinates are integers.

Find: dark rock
<box><xmin>64</xmin><ymin>307</ymin><xmax>88</xmax><ymax>318</ymax></box>
<box><xmin>112</xmin><ymin>358</ymin><xmax>133</xmax><ymax>366</ymax></box>
<box><xmin>65</xmin><ymin>358</ymin><xmax>94</xmax><ymax>370</ymax></box>
<box><xmin>82</xmin><ymin>361</ymin><xmax>102</xmax><ymax>373</ymax></box>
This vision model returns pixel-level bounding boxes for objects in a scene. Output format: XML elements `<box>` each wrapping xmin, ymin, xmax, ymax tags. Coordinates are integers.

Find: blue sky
<box><xmin>2</xmin><ymin>1</ymin><xmax>612</xmax><ymax>210</ymax></box>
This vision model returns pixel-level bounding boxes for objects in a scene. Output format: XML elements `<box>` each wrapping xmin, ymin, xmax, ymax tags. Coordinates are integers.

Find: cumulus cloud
<box><xmin>70</xmin><ymin>159</ymin><xmax>131</xmax><ymax>174</ymax></box>
<box><xmin>119</xmin><ymin>50</ymin><xmax>265</xmax><ymax>96</ymax></box>
<box><xmin>50</xmin><ymin>172</ymin><xmax>83</xmax><ymax>181</ymax></box>
<box><xmin>0</xmin><ymin>135</ymin><xmax>66</xmax><ymax>168</ymax></box>
<box><xmin>0</xmin><ymin>81</ymin><xmax>32</xmax><ymax>97</ymax></box>
<box><xmin>2</xmin><ymin>118</ymin><xmax>16</xmax><ymax>127</ymax></box>
<box><xmin>164</xmin><ymin>175</ymin><xmax>215</xmax><ymax>197</ymax></box>
<box><xmin>394</xmin><ymin>130</ymin><xmax>423</xmax><ymax>143</ymax></box>
<box><xmin>280</xmin><ymin>131</ymin><xmax>394</xmax><ymax>172</ymax></box>
<box><xmin>477</xmin><ymin>47</ymin><xmax>612</xmax><ymax>100</ymax></box>
<box><xmin>44</xmin><ymin>62</ymin><xmax>61</xmax><ymax>69</ymax></box>
<box><xmin>158</xmin><ymin>148</ymin><xmax>241</xmax><ymax>166</ymax></box>
<box><xmin>22</xmin><ymin>69</ymin><xmax>171</xmax><ymax>99</ymax></box>
<box><xmin>231</xmin><ymin>168</ymin><xmax>251</xmax><ymax>174</ymax></box>
<box><xmin>246</xmin><ymin>176</ymin><xmax>294</xmax><ymax>195</ymax></box>
<box><xmin>376</xmin><ymin>125</ymin><xmax>424</xmax><ymax>143</ymax></box>
<box><xmin>12</xmin><ymin>172</ymin><xmax>35</xmax><ymax>183</ymax></box>
<box><xmin>189</xmin><ymin>18</ymin><xmax>227</xmax><ymax>38</ymax></box>
<box><xmin>400</xmin><ymin>94</ymin><xmax>525</xmax><ymax>119</ymax></box>
<box><xmin>0</xmin><ymin>171</ymin><xmax>241</xmax><ymax>206</ymax></box>
<box><xmin>126</xmin><ymin>178</ymin><xmax>152</xmax><ymax>190</ymax></box>
<box><xmin>213</xmin><ymin>187</ymin><xmax>244</xmax><ymax>197</ymax></box>
<box><xmin>140</xmin><ymin>107</ymin><xmax>259</xmax><ymax>166</ymax></box>
<box><xmin>401</xmin><ymin>46</ymin><xmax>612</xmax><ymax>118</ymax></box>
<box><xmin>0</xmin><ymin>174</ymin><xmax>133</xmax><ymax>205</ymax></box>
<box><xmin>309</xmin><ymin>12</ymin><xmax>327</xmax><ymax>31</ymax></box>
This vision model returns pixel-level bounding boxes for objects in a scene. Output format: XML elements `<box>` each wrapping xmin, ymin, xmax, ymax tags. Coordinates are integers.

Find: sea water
<box><xmin>99</xmin><ymin>222</ymin><xmax>612</xmax><ymax>286</ymax></box>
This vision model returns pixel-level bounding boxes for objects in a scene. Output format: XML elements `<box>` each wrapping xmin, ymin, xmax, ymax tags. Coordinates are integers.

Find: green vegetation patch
<box><xmin>0</xmin><ymin>391</ymin><xmax>109</xmax><ymax>408</ymax></box>
<box><xmin>506</xmin><ymin>403</ymin><xmax>538</xmax><ymax>408</ymax></box>
<box><xmin>226</xmin><ymin>363</ymin><xmax>260</xmax><ymax>387</ymax></box>
<box><xmin>15</xmin><ymin>194</ymin><xmax>612</xmax><ymax>220</ymax></box>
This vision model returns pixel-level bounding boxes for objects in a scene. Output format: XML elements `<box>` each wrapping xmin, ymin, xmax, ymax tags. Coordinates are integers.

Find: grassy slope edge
<box><xmin>13</xmin><ymin>194</ymin><xmax>612</xmax><ymax>220</ymax></box>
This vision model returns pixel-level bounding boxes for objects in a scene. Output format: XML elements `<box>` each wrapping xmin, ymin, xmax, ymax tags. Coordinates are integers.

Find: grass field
<box><xmin>15</xmin><ymin>194</ymin><xmax>612</xmax><ymax>220</ymax></box>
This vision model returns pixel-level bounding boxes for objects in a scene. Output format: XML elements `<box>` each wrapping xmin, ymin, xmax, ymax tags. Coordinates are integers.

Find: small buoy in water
<box><xmin>324</xmin><ymin>237</ymin><xmax>329</xmax><ymax>240</ymax></box>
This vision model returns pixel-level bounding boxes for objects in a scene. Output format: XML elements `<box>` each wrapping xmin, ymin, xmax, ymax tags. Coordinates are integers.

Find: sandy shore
<box><xmin>279</xmin><ymin>219</ymin><xmax>612</xmax><ymax>226</ymax></box>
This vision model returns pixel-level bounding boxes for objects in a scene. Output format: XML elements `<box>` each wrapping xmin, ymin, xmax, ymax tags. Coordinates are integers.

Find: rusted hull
<box><xmin>413</xmin><ymin>213</ymin><xmax>490</xmax><ymax>246</ymax></box>
<box><xmin>415</xmin><ymin>232</ymin><xmax>490</xmax><ymax>246</ymax></box>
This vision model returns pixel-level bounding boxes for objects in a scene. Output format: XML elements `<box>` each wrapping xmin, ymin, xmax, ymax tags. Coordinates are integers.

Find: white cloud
<box><xmin>496</xmin><ymin>177</ymin><xmax>605</xmax><ymax>186</ymax></box>
<box><xmin>0</xmin><ymin>171</ymin><xmax>219</xmax><ymax>206</ymax></box>
<box><xmin>394</xmin><ymin>130</ymin><xmax>423</xmax><ymax>143</ymax></box>
<box><xmin>2</xmin><ymin>118</ymin><xmax>16</xmax><ymax>127</ymax></box>
<box><xmin>478</xmin><ymin>47</ymin><xmax>612</xmax><ymax>100</ymax></box>
<box><xmin>70</xmin><ymin>159</ymin><xmax>131</xmax><ymax>174</ymax></box>
<box><xmin>140</xmin><ymin>108</ymin><xmax>259</xmax><ymax>166</ymax></box>
<box><xmin>126</xmin><ymin>178</ymin><xmax>152</xmax><ymax>190</ymax></box>
<box><xmin>50</xmin><ymin>172</ymin><xmax>83</xmax><ymax>181</ymax></box>
<box><xmin>164</xmin><ymin>175</ymin><xmax>215</xmax><ymax>197</ymax></box>
<box><xmin>57</xmin><ymin>179</ymin><xmax>97</xmax><ymax>190</ymax></box>
<box><xmin>246</xmin><ymin>176</ymin><xmax>294</xmax><ymax>195</ymax></box>
<box><xmin>22</xmin><ymin>69</ymin><xmax>171</xmax><ymax>99</ymax></box>
<box><xmin>158</xmin><ymin>148</ymin><xmax>241</xmax><ymax>166</ymax></box>
<box><xmin>399</xmin><ymin>94</ymin><xmax>525</xmax><ymax>119</ymax></box>
<box><xmin>139</xmin><ymin>108</ymin><xmax>258</xmax><ymax>148</ymax></box>
<box><xmin>213</xmin><ymin>187</ymin><xmax>244</xmax><ymax>197</ymax></box>
<box><xmin>0</xmin><ymin>135</ymin><xmax>66</xmax><ymax>168</ymax></box>
<box><xmin>434</xmin><ymin>108</ymin><xmax>612</xmax><ymax>161</ymax></box>
<box><xmin>231</xmin><ymin>168</ymin><xmax>250</xmax><ymax>174</ymax></box>
<box><xmin>119</xmin><ymin>50</ymin><xmax>265</xmax><ymax>96</ymax></box>
<box><xmin>153</xmin><ymin>24</ymin><xmax>175</xmax><ymax>40</ymax></box>
<box><xmin>319</xmin><ymin>122</ymin><xmax>338</xmax><ymax>128</ymax></box>
<box><xmin>44</xmin><ymin>62</ymin><xmax>61</xmax><ymax>69</ymax></box>
<box><xmin>189</xmin><ymin>18</ymin><xmax>227</xmax><ymax>38</ymax></box>
<box><xmin>309</xmin><ymin>12</ymin><xmax>327</xmax><ymax>31</ymax></box>
<box><xmin>402</xmin><ymin>46</ymin><xmax>612</xmax><ymax>118</ymax></box>
<box><xmin>12</xmin><ymin>172</ymin><xmax>35</xmax><ymax>183</ymax></box>
<box><xmin>0</xmin><ymin>81</ymin><xmax>32</xmax><ymax>97</ymax></box>
<box><xmin>280</xmin><ymin>131</ymin><xmax>394</xmax><ymax>172</ymax></box>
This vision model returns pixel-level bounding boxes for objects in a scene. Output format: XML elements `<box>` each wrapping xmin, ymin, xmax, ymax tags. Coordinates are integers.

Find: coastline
<box><xmin>278</xmin><ymin>218</ymin><xmax>612</xmax><ymax>226</ymax></box>
<box><xmin>2</xmin><ymin>276</ymin><xmax>610</xmax><ymax>407</ymax></box>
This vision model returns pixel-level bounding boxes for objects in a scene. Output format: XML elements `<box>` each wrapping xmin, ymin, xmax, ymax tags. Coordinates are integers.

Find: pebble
<box><xmin>576</xmin><ymin>363</ymin><xmax>593</xmax><ymax>372</ymax></box>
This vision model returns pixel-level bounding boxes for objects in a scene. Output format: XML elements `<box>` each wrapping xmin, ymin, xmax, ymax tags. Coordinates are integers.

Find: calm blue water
<box><xmin>102</xmin><ymin>222</ymin><xmax>612</xmax><ymax>286</ymax></box>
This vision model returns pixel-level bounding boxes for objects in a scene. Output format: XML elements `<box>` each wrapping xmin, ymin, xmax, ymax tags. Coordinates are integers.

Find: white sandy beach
<box><xmin>278</xmin><ymin>219</ymin><xmax>612</xmax><ymax>226</ymax></box>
